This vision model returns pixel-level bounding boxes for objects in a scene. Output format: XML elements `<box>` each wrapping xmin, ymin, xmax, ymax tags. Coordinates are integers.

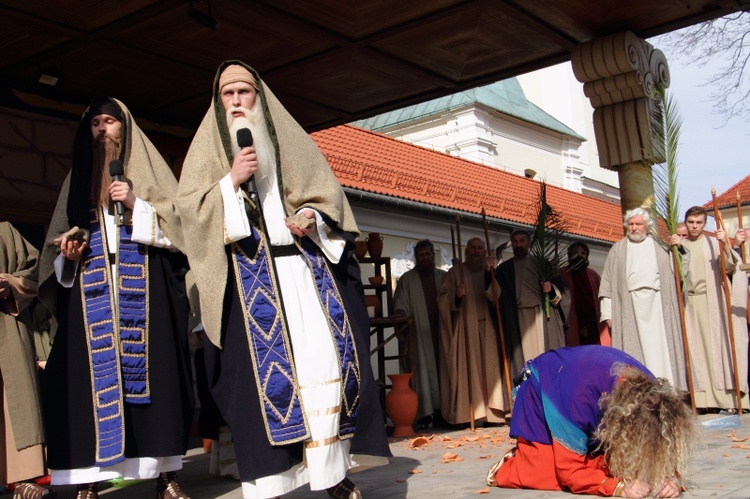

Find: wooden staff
<box><xmin>481</xmin><ymin>208</ymin><xmax>514</xmax><ymax>410</ymax></box>
<box><xmin>669</xmin><ymin>243</ymin><xmax>696</xmax><ymax>412</ymax></box>
<box><xmin>454</xmin><ymin>214</ymin><xmax>475</xmax><ymax>430</ymax></box>
<box><xmin>712</xmin><ymin>188</ymin><xmax>743</xmax><ymax>414</ymax></box>
<box><xmin>737</xmin><ymin>191</ymin><xmax>747</xmax><ymax>265</ymax></box>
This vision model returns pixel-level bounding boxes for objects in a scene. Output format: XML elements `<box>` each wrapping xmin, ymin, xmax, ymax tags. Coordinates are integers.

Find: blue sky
<box><xmin>650</xmin><ymin>35</ymin><xmax>750</xmax><ymax>230</ymax></box>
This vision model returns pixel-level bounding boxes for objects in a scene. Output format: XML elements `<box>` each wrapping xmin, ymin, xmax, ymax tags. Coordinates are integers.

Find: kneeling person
<box><xmin>487</xmin><ymin>346</ymin><xmax>696</xmax><ymax>498</ymax></box>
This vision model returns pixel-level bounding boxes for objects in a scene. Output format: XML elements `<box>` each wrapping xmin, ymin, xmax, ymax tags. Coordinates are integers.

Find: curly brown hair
<box><xmin>594</xmin><ymin>366</ymin><xmax>698</xmax><ymax>492</ymax></box>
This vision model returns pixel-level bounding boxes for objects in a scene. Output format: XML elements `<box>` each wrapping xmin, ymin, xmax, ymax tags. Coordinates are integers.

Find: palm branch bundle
<box><xmin>528</xmin><ymin>181</ymin><xmax>570</xmax><ymax>318</ymax></box>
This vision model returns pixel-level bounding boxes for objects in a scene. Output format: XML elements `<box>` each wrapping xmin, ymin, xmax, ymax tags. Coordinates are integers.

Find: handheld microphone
<box><xmin>109</xmin><ymin>159</ymin><xmax>125</xmax><ymax>226</ymax></box>
<box><xmin>236</xmin><ymin>128</ymin><xmax>256</xmax><ymax>199</ymax></box>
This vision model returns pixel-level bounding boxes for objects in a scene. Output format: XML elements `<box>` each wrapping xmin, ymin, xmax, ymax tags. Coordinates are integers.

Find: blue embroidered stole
<box><xmin>79</xmin><ymin>208</ymin><xmax>149</xmax><ymax>466</ymax></box>
<box><xmin>231</xmin><ymin>230</ymin><xmax>361</xmax><ymax>446</ymax></box>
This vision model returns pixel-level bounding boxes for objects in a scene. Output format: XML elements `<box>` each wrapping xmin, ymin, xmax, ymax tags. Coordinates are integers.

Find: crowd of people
<box><xmin>0</xmin><ymin>60</ymin><xmax>748</xmax><ymax>499</ymax></box>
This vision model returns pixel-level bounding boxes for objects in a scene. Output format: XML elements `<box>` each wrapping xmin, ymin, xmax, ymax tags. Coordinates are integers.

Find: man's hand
<box><xmin>230</xmin><ymin>146</ymin><xmax>258</xmax><ymax>190</ymax></box>
<box><xmin>485</xmin><ymin>255</ymin><xmax>495</xmax><ymax>271</ymax></box>
<box><xmin>110</xmin><ymin>180</ymin><xmax>137</xmax><ymax>210</ymax></box>
<box><xmin>60</xmin><ymin>237</ymin><xmax>88</xmax><ymax>261</ymax></box>
<box><xmin>652</xmin><ymin>478</ymin><xmax>680</xmax><ymax>498</ymax></box>
<box><xmin>716</xmin><ymin>228</ymin><xmax>726</xmax><ymax>242</ymax></box>
<box><xmin>621</xmin><ymin>479</ymin><xmax>650</xmax><ymax>498</ymax></box>
<box><xmin>0</xmin><ymin>277</ymin><xmax>9</xmax><ymax>299</ymax></box>
<box><xmin>668</xmin><ymin>234</ymin><xmax>683</xmax><ymax>247</ymax></box>
<box><xmin>733</xmin><ymin>228</ymin><xmax>747</xmax><ymax>249</ymax></box>
<box><xmin>285</xmin><ymin>209</ymin><xmax>315</xmax><ymax>237</ymax></box>
<box><xmin>455</xmin><ymin>283</ymin><xmax>467</xmax><ymax>298</ymax></box>
<box><xmin>541</xmin><ymin>281</ymin><xmax>552</xmax><ymax>294</ymax></box>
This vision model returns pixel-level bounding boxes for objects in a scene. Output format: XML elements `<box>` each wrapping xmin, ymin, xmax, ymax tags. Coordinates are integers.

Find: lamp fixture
<box><xmin>37</xmin><ymin>61</ymin><xmax>63</xmax><ymax>87</ymax></box>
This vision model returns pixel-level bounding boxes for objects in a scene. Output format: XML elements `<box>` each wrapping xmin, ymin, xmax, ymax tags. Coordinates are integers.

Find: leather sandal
<box><xmin>156</xmin><ymin>472</ymin><xmax>190</xmax><ymax>499</ymax></box>
<box><xmin>13</xmin><ymin>482</ymin><xmax>56</xmax><ymax>499</ymax></box>
<box><xmin>327</xmin><ymin>477</ymin><xmax>362</xmax><ymax>499</ymax></box>
<box><xmin>485</xmin><ymin>447</ymin><xmax>516</xmax><ymax>487</ymax></box>
<box><xmin>74</xmin><ymin>483</ymin><xmax>98</xmax><ymax>499</ymax></box>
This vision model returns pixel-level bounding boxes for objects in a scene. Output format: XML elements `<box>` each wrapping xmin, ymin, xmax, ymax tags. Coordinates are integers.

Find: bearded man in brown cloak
<box><xmin>176</xmin><ymin>62</ymin><xmax>390</xmax><ymax>499</ymax></box>
<box><xmin>0</xmin><ymin>222</ymin><xmax>55</xmax><ymax>498</ymax></box>
<box><xmin>38</xmin><ymin>97</ymin><xmax>194</xmax><ymax>499</ymax></box>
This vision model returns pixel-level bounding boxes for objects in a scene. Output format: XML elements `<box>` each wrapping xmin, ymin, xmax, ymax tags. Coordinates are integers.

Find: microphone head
<box><xmin>109</xmin><ymin>159</ymin><xmax>124</xmax><ymax>177</ymax></box>
<box><xmin>236</xmin><ymin>128</ymin><xmax>253</xmax><ymax>148</ymax></box>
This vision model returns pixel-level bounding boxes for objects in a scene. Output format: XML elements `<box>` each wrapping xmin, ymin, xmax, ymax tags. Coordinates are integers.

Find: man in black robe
<box><xmin>38</xmin><ymin>97</ymin><xmax>193</xmax><ymax>499</ymax></box>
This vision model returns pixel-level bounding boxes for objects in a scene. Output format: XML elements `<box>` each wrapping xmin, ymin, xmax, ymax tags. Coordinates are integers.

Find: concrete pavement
<box><xmin>44</xmin><ymin>413</ymin><xmax>750</xmax><ymax>499</ymax></box>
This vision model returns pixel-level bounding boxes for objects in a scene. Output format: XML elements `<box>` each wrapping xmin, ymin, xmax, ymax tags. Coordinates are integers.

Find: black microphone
<box><xmin>236</xmin><ymin>128</ymin><xmax>256</xmax><ymax>199</ymax></box>
<box><xmin>109</xmin><ymin>159</ymin><xmax>126</xmax><ymax>226</ymax></box>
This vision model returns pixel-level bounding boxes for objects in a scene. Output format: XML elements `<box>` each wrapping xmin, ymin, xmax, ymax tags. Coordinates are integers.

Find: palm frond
<box><xmin>528</xmin><ymin>181</ymin><xmax>571</xmax><ymax>317</ymax></box>
<box><xmin>648</xmin><ymin>84</ymin><xmax>685</xmax><ymax>277</ymax></box>
<box><xmin>649</xmin><ymin>84</ymin><xmax>683</xmax><ymax>235</ymax></box>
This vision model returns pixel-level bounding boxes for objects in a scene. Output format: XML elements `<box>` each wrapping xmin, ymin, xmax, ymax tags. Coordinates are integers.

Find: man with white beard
<box><xmin>176</xmin><ymin>62</ymin><xmax>390</xmax><ymax>499</ymax></box>
<box><xmin>598</xmin><ymin>208</ymin><xmax>687</xmax><ymax>389</ymax></box>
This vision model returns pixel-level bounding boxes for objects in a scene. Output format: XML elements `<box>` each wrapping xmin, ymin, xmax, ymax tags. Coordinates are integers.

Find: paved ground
<box><xmin>40</xmin><ymin>413</ymin><xmax>750</xmax><ymax>499</ymax></box>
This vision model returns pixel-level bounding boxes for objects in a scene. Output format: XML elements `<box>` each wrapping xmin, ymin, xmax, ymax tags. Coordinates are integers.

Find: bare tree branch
<box><xmin>656</xmin><ymin>12</ymin><xmax>750</xmax><ymax>126</ymax></box>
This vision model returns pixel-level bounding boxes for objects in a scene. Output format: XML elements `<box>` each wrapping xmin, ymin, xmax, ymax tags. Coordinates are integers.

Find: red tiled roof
<box><xmin>311</xmin><ymin>125</ymin><xmax>624</xmax><ymax>243</ymax></box>
<box><xmin>704</xmin><ymin>174</ymin><xmax>750</xmax><ymax>212</ymax></box>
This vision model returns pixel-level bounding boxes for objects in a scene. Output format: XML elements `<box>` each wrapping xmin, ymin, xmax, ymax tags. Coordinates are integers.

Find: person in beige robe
<box><xmin>437</xmin><ymin>237</ymin><xmax>506</xmax><ymax>426</ymax></box>
<box><xmin>494</xmin><ymin>229</ymin><xmax>565</xmax><ymax>376</ymax></box>
<box><xmin>681</xmin><ymin>206</ymin><xmax>749</xmax><ymax>410</ymax></box>
<box><xmin>0</xmin><ymin>221</ymin><xmax>53</xmax><ymax>497</ymax></box>
<box><xmin>393</xmin><ymin>239</ymin><xmax>447</xmax><ymax>423</ymax></box>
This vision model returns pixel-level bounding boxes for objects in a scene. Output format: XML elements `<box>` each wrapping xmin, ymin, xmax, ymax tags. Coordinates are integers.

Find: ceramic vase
<box><xmin>385</xmin><ymin>373</ymin><xmax>417</xmax><ymax>437</ymax></box>
<box><xmin>366</xmin><ymin>232</ymin><xmax>384</xmax><ymax>259</ymax></box>
<box><xmin>355</xmin><ymin>240</ymin><xmax>368</xmax><ymax>260</ymax></box>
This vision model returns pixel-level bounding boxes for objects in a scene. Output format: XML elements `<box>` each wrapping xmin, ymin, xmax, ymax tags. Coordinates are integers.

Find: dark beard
<box><xmin>416</xmin><ymin>261</ymin><xmax>435</xmax><ymax>274</ymax></box>
<box><xmin>91</xmin><ymin>135</ymin><xmax>121</xmax><ymax>207</ymax></box>
<box><xmin>513</xmin><ymin>247</ymin><xmax>528</xmax><ymax>259</ymax></box>
<box><xmin>466</xmin><ymin>254</ymin><xmax>484</xmax><ymax>271</ymax></box>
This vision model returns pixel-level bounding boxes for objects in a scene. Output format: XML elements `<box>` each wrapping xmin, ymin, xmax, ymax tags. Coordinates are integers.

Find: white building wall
<box><xmin>380</xmin><ymin>107</ymin><xmax>582</xmax><ymax>189</ymax></box>
<box><xmin>516</xmin><ymin>63</ymin><xmax>620</xmax><ymax>191</ymax></box>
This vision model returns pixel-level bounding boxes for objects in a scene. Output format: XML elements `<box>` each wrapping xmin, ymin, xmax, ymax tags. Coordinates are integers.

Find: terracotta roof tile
<box><xmin>311</xmin><ymin>125</ymin><xmax>624</xmax><ymax>243</ymax></box>
<box><xmin>703</xmin><ymin>174</ymin><xmax>750</xmax><ymax>211</ymax></box>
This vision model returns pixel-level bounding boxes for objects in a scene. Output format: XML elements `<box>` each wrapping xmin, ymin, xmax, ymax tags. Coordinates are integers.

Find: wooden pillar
<box><xmin>571</xmin><ymin>31</ymin><xmax>670</xmax><ymax>217</ymax></box>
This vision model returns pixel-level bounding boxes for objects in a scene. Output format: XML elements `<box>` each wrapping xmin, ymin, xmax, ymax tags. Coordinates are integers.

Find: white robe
<box><xmin>220</xmin><ymin>169</ymin><xmax>386</xmax><ymax>498</ymax></box>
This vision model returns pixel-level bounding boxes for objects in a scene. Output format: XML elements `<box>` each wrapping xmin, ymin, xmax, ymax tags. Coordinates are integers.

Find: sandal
<box><xmin>75</xmin><ymin>482</ymin><xmax>98</xmax><ymax>499</ymax></box>
<box><xmin>13</xmin><ymin>482</ymin><xmax>55</xmax><ymax>499</ymax></box>
<box><xmin>327</xmin><ymin>477</ymin><xmax>362</xmax><ymax>499</ymax></box>
<box><xmin>156</xmin><ymin>472</ymin><xmax>190</xmax><ymax>499</ymax></box>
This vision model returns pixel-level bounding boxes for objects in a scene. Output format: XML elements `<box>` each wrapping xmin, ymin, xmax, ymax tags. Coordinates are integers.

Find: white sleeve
<box><xmin>599</xmin><ymin>297</ymin><xmax>612</xmax><ymax>322</ymax></box>
<box><xmin>219</xmin><ymin>174</ymin><xmax>252</xmax><ymax>243</ymax></box>
<box><xmin>54</xmin><ymin>252</ymin><xmax>80</xmax><ymax>288</ymax></box>
<box><xmin>131</xmin><ymin>198</ymin><xmax>174</xmax><ymax>248</ymax></box>
<box><xmin>304</xmin><ymin>210</ymin><xmax>346</xmax><ymax>264</ymax></box>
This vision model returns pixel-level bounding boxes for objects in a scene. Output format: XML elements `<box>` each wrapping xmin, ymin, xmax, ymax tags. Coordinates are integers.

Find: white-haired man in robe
<box><xmin>177</xmin><ymin>61</ymin><xmax>390</xmax><ymax>499</ymax></box>
<box><xmin>599</xmin><ymin>207</ymin><xmax>687</xmax><ymax>390</ymax></box>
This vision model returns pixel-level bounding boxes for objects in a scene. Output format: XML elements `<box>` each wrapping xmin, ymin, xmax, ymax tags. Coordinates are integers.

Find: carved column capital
<box><xmin>571</xmin><ymin>31</ymin><xmax>670</xmax><ymax>170</ymax></box>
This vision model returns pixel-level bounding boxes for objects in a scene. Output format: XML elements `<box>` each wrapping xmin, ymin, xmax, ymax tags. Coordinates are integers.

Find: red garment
<box><xmin>560</xmin><ymin>267</ymin><xmax>604</xmax><ymax>347</ymax></box>
<box><xmin>494</xmin><ymin>437</ymin><xmax>620</xmax><ymax>496</ymax></box>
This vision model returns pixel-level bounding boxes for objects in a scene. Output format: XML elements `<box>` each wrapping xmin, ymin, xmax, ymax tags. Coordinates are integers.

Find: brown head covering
<box><xmin>218</xmin><ymin>64</ymin><xmax>259</xmax><ymax>91</ymax></box>
<box><xmin>177</xmin><ymin>60</ymin><xmax>358</xmax><ymax>347</ymax></box>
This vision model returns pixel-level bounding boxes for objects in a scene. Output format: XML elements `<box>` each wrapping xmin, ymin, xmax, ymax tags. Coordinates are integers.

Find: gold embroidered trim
<box><xmin>306</xmin><ymin>405</ymin><xmax>340</xmax><ymax>417</ymax></box>
<box><xmin>304</xmin><ymin>435</ymin><xmax>340</xmax><ymax>448</ymax></box>
<box><xmin>300</xmin><ymin>378</ymin><xmax>341</xmax><ymax>390</ymax></box>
